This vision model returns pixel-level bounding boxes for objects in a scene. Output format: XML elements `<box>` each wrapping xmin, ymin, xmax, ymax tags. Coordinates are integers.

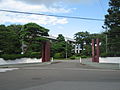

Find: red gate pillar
<box><xmin>92</xmin><ymin>38</ymin><xmax>100</xmax><ymax>63</ymax></box>
<box><xmin>96</xmin><ymin>38</ymin><xmax>100</xmax><ymax>62</ymax></box>
<box><xmin>42</xmin><ymin>42</ymin><xmax>45</xmax><ymax>62</ymax></box>
<box><xmin>42</xmin><ymin>41</ymin><xmax>50</xmax><ymax>62</ymax></box>
<box><xmin>92</xmin><ymin>39</ymin><xmax>95</xmax><ymax>62</ymax></box>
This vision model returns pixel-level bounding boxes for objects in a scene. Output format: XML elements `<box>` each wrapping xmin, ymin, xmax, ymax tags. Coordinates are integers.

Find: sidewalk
<box><xmin>81</xmin><ymin>58</ymin><xmax>120</xmax><ymax>70</ymax></box>
<box><xmin>0</xmin><ymin>62</ymin><xmax>51</xmax><ymax>68</ymax></box>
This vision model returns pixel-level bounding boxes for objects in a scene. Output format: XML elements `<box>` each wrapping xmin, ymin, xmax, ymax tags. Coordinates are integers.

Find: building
<box><xmin>21</xmin><ymin>35</ymin><xmax>83</xmax><ymax>54</ymax></box>
<box><xmin>47</xmin><ymin>35</ymin><xmax>82</xmax><ymax>54</ymax></box>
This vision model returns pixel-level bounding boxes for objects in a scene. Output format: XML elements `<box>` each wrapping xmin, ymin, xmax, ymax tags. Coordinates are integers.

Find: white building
<box><xmin>21</xmin><ymin>35</ymin><xmax>83</xmax><ymax>54</ymax></box>
<box><xmin>47</xmin><ymin>35</ymin><xmax>82</xmax><ymax>54</ymax></box>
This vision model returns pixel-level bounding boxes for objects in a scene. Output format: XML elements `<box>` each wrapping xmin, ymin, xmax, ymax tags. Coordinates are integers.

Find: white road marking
<box><xmin>0</xmin><ymin>68</ymin><xmax>19</xmax><ymax>73</ymax></box>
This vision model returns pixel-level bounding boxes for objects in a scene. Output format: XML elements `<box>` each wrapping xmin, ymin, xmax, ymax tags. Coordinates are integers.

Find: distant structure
<box><xmin>74</xmin><ymin>44</ymin><xmax>82</xmax><ymax>53</ymax></box>
<box><xmin>46</xmin><ymin>35</ymin><xmax>83</xmax><ymax>54</ymax></box>
<box><xmin>21</xmin><ymin>35</ymin><xmax>83</xmax><ymax>54</ymax></box>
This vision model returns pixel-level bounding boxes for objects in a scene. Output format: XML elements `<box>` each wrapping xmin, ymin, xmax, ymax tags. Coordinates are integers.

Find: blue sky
<box><xmin>0</xmin><ymin>0</ymin><xmax>109</xmax><ymax>38</ymax></box>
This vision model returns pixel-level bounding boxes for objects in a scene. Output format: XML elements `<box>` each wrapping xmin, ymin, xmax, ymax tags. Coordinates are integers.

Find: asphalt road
<box><xmin>0</xmin><ymin>60</ymin><xmax>120</xmax><ymax>90</ymax></box>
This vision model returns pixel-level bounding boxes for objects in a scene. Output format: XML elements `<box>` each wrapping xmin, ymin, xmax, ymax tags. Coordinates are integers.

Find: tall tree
<box><xmin>0</xmin><ymin>25</ymin><xmax>21</xmax><ymax>54</ymax></box>
<box><xmin>57</xmin><ymin>34</ymin><xmax>65</xmax><ymax>42</ymax></box>
<box><xmin>74</xmin><ymin>31</ymin><xmax>90</xmax><ymax>50</ymax></box>
<box><xmin>51</xmin><ymin>34</ymin><xmax>73</xmax><ymax>58</ymax></box>
<box><xmin>51</xmin><ymin>34</ymin><xmax>66</xmax><ymax>58</ymax></box>
<box><xmin>20</xmin><ymin>23</ymin><xmax>49</xmax><ymax>53</ymax></box>
<box><xmin>104</xmin><ymin>0</ymin><xmax>120</xmax><ymax>56</ymax></box>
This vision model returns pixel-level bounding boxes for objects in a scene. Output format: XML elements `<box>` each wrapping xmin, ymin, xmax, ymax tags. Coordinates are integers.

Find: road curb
<box><xmin>81</xmin><ymin>62</ymin><xmax>120</xmax><ymax>70</ymax></box>
<box><xmin>0</xmin><ymin>62</ymin><xmax>52</xmax><ymax>68</ymax></box>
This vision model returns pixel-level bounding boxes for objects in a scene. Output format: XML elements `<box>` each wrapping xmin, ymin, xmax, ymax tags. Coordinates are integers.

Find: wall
<box><xmin>99</xmin><ymin>57</ymin><xmax>120</xmax><ymax>63</ymax></box>
<box><xmin>0</xmin><ymin>58</ymin><xmax>42</xmax><ymax>65</ymax></box>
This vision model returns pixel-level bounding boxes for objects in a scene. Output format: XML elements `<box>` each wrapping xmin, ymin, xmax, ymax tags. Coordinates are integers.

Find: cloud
<box><xmin>0</xmin><ymin>12</ymin><xmax>68</xmax><ymax>25</ymax></box>
<box><xmin>15</xmin><ymin>0</ymin><xmax>95</xmax><ymax>5</ymax></box>
<box><xmin>16</xmin><ymin>0</ymin><xmax>60</xmax><ymax>5</ymax></box>
<box><xmin>0</xmin><ymin>0</ymin><xmax>69</xmax><ymax>25</ymax></box>
<box><xmin>0</xmin><ymin>0</ymin><xmax>71</xmax><ymax>13</ymax></box>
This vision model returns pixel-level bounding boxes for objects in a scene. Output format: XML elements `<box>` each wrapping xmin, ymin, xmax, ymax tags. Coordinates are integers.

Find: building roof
<box><xmin>45</xmin><ymin>35</ymin><xmax>76</xmax><ymax>42</ymax></box>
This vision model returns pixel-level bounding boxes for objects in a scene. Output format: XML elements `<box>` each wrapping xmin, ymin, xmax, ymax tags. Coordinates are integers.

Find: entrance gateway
<box><xmin>41</xmin><ymin>39</ymin><xmax>100</xmax><ymax>62</ymax></box>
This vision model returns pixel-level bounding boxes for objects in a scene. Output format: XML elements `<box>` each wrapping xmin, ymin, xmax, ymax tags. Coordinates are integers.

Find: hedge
<box><xmin>0</xmin><ymin>52</ymin><xmax>41</xmax><ymax>60</ymax></box>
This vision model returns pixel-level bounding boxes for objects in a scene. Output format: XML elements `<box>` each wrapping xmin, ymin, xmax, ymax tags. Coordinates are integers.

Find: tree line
<box><xmin>0</xmin><ymin>23</ymin><xmax>49</xmax><ymax>60</ymax></box>
<box><xmin>103</xmin><ymin>0</ymin><xmax>120</xmax><ymax>56</ymax></box>
<box><xmin>0</xmin><ymin>22</ymin><xmax>107</xmax><ymax>60</ymax></box>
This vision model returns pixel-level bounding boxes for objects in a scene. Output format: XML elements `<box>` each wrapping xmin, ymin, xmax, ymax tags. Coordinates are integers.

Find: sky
<box><xmin>0</xmin><ymin>0</ymin><xmax>109</xmax><ymax>38</ymax></box>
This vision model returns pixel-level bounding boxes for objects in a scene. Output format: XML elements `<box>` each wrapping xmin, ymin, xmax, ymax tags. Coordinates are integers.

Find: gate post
<box><xmin>42</xmin><ymin>41</ymin><xmax>50</xmax><ymax>62</ymax></box>
<box><xmin>96</xmin><ymin>38</ymin><xmax>100</xmax><ymax>62</ymax></box>
<box><xmin>92</xmin><ymin>38</ymin><xmax>100</xmax><ymax>63</ymax></box>
<box><xmin>92</xmin><ymin>39</ymin><xmax>95</xmax><ymax>62</ymax></box>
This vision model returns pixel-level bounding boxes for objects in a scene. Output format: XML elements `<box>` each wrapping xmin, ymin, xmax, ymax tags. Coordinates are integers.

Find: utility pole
<box><xmin>65</xmin><ymin>37</ymin><xmax>68</xmax><ymax>59</ymax></box>
<box><xmin>66</xmin><ymin>40</ymin><xmax>68</xmax><ymax>59</ymax></box>
<box><xmin>106</xmin><ymin>27</ymin><xmax>108</xmax><ymax>53</ymax></box>
<box><xmin>106</xmin><ymin>34</ymin><xmax>108</xmax><ymax>53</ymax></box>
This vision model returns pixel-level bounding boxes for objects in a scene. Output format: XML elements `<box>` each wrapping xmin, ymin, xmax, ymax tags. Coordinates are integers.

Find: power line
<box><xmin>0</xmin><ymin>9</ymin><xmax>104</xmax><ymax>21</ymax></box>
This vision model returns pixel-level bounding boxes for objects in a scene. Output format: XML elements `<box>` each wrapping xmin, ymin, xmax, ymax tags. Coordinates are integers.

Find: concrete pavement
<box><xmin>0</xmin><ymin>60</ymin><xmax>120</xmax><ymax>90</ymax></box>
<box><xmin>81</xmin><ymin>58</ymin><xmax>120</xmax><ymax>70</ymax></box>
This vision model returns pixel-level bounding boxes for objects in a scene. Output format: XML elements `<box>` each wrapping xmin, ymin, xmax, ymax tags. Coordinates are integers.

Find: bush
<box><xmin>116</xmin><ymin>52</ymin><xmax>120</xmax><ymax>56</ymax></box>
<box><xmin>81</xmin><ymin>55</ymin><xmax>88</xmax><ymax>58</ymax></box>
<box><xmin>53</xmin><ymin>53</ymin><xmax>64</xmax><ymax>59</ymax></box>
<box><xmin>1</xmin><ymin>54</ymin><xmax>25</xmax><ymax>60</ymax></box>
<box><xmin>75</xmin><ymin>53</ymin><xmax>81</xmax><ymax>57</ymax></box>
<box><xmin>70</xmin><ymin>55</ymin><xmax>76</xmax><ymax>60</ymax></box>
<box><xmin>107</xmin><ymin>52</ymin><xmax>116</xmax><ymax>57</ymax></box>
<box><xmin>28</xmin><ymin>52</ymin><xmax>41</xmax><ymax>59</ymax></box>
<box><xmin>101</xmin><ymin>52</ymin><xmax>120</xmax><ymax>57</ymax></box>
<box><xmin>100</xmin><ymin>53</ymin><xmax>108</xmax><ymax>57</ymax></box>
<box><xmin>0</xmin><ymin>52</ymin><xmax>41</xmax><ymax>60</ymax></box>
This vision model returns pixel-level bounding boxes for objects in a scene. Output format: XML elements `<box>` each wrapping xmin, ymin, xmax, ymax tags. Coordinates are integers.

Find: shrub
<box><xmin>107</xmin><ymin>52</ymin><xmax>116</xmax><ymax>57</ymax></box>
<box><xmin>28</xmin><ymin>52</ymin><xmax>41</xmax><ymax>59</ymax></box>
<box><xmin>53</xmin><ymin>53</ymin><xmax>64</xmax><ymax>59</ymax></box>
<box><xmin>100</xmin><ymin>53</ymin><xmax>108</xmax><ymax>57</ymax></box>
<box><xmin>81</xmin><ymin>55</ymin><xmax>88</xmax><ymax>58</ymax></box>
<box><xmin>101</xmin><ymin>52</ymin><xmax>120</xmax><ymax>57</ymax></box>
<box><xmin>1</xmin><ymin>54</ymin><xmax>25</xmax><ymax>60</ymax></box>
<box><xmin>70</xmin><ymin>55</ymin><xmax>76</xmax><ymax>60</ymax></box>
<box><xmin>75</xmin><ymin>53</ymin><xmax>81</xmax><ymax>57</ymax></box>
<box><xmin>116</xmin><ymin>52</ymin><xmax>120</xmax><ymax>57</ymax></box>
<box><xmin>0</xmin><ymin>52</ymin><xmax>41</xmax><ymax>60</ymax></box>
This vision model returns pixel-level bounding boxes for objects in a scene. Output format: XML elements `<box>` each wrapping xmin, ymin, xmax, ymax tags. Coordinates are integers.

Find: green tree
<box><xmin>7</xmin><ymin>24</ymin><xmax>22</xmax><ymax>34</ymax></box>
<box><xmin>0</xmin><ymin>25</ymin><xmax>21</xmax><ymax>54</ymax></box>
<box><xmin>74</xmin><ymin>31</ymin><xmax>106</xmax><ymax>56</ymax></box>
<box><xmin>51</xmin><ymin>34</ymin><xmax>73</xmax><ymax>58</ymax></box>
<box><xmin>74</xmin><ymin>31</ymin><xmax>91</xmax><ymax>56</ymax></box>
<box><xmin>57</xmin><ymin>34</ymin><xmax>65</xmax><ymax>42</ymax></box>
<box><xmin>104</xmin><ymin>0</ymin><xmax>120</xmax><ymax>56</ymax></box>
<box><xmin>51</xmin><ymin>34</ymin><xmax>66</xmax><ymax>58</ymax></box>
<box><xmin>20</xmin><ymin>23</ymin><xmax>49</xmax><ymax>53</ymax></box>
<box><xmin>74</xmin><ymin>31</ymin><xmax>90</xmax><ymax>50</ymax></box>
